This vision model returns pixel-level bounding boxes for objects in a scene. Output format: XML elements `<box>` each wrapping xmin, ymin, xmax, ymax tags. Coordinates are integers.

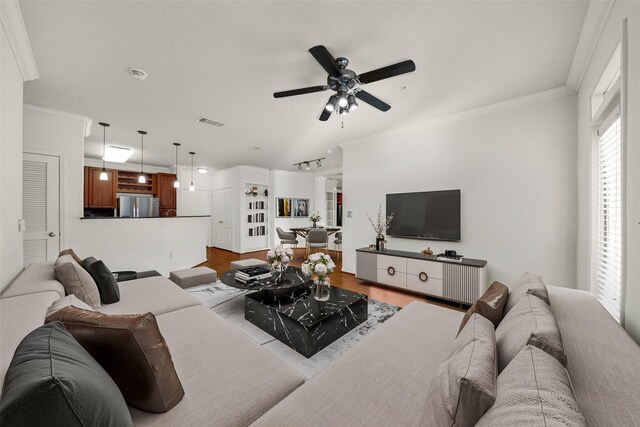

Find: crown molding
<box><xmin>340</xmin><ymin>85</ymin><xmax>576</xmax><ymax>149</ymax></box>
<box><xmin>24</xmin><ymin>104</ymin><xmax>93</xmax><ymax>137</ymax></box>
<box><xmin>0</xmin><ymin>0</ymin><xmax>39</xmax><ymax>81</ymax></box>
<box><xmin>566</xmin><ymin>0</ymin><xmax>615</xmax><ymax>91</ymax></box>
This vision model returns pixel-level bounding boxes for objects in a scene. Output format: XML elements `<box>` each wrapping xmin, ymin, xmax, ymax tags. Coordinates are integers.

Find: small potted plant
<box><xmin>301</xmin><ymin>252</ymin><xmax>335</xmax><ymax>301</ymax></box>
<box><xmin>367</xmin><ymin>204</ymin><xmax>394</xmax><ymax>251</ymax></box>
<box><xmin>309</xmin><ymin>211</ymin><xmax>322</xmax><ymax>228</ymax></box>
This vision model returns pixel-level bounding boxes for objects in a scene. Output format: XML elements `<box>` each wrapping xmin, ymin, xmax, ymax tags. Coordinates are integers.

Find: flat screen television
<box><xmin>386</xmin><ymin>190</ymin><xmax>460</xmax><ymax>241</ymax></box>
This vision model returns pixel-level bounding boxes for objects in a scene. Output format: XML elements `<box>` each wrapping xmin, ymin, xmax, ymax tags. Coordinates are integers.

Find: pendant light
<box><xmin>189</xmin><ymin>151</ymin><xmax>195</xmax><ymax>192</ymax></box>
<box><xmin>173</xmin><ymin>143</ymin><xmax>181</xmax><ymax>188</ymax></box>
<box><xmin>98</xmin><ymin>122</ymin><xmax>110</xmax><ymax>180</ymax></box>
<box><xmin>137</xmin><ymin>130</ymin><xmax>147</xmax><ymax>183</ymax></box>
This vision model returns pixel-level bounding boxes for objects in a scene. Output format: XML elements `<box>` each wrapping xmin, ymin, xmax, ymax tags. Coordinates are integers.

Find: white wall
<box><xmin>342</xmin><ymin>94</ymin><xmax>578</xmax><ymax>288</ymax></box>
<box><xmin>270</xmin><ymin>170</ymin><xmax>317</xmax><ymax>248</ymax></box>
<box><xmin>23</xmin><ymin>106</ymin><xmax>208</xmax><ymax>274</ymax></box>
<box><xmin>0</xmin><ymin>16</ymin><xmax>25</xmax><ymax>291</ymax></box>
<box><xmin>576</xmin><ymin>1</ymin><xmax>640</xmax><ymax>341</ymax></box>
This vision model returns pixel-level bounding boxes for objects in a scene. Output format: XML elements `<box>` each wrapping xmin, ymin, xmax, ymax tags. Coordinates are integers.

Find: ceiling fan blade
<box><xmin>273</xmin><ymin>85</ymin><xmax>328</xmax><ymax>98</ymax></box>
<box><xmin>309</xmin><ymin>45</ymin><xmax>341</xmax><ymax>78</ymax></box>
<box><xmin>319</xmin><ymin>107</ymin><xmax>332</xmax><ymax>121</ymax></box>
<box><xmin>358</xmin><ymin>60</ymin><xmax>416</xmax><ymax>84</ymax></box>
<box><xmin>355</xmin><ymin>90</ymin><xmax>391</xmax><ymax>112</ymax></box>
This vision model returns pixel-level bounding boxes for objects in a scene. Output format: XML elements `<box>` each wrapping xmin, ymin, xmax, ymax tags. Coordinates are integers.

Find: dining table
<box><xmin>289</xmin><ymin>226</ymin><xmax>341</xmax><ymax>239</ymax></box>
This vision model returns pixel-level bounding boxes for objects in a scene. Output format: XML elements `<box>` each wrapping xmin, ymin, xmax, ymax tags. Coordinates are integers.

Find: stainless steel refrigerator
<box><xmin>117</xmin><ymin>194</ymin><xmax>160</xmax><ymax>217</ymax></box>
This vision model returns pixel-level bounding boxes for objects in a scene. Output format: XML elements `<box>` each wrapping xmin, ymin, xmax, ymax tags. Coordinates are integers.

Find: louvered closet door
<box><xmin>22</xmin><ymin>153</ymin><xmax>60</xmax><ymax>266</ymax></box>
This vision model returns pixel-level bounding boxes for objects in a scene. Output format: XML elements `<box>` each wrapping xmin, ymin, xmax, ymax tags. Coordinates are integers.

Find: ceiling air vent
<box><xmin>196</xmin><ymin>116</ymin><xmax>225</xmax><ymax>127</ymax></box>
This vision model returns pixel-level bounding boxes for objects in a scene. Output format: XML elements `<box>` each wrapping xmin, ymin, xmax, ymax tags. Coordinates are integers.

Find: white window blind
<box><xmin>595</xmin><ymin>116</ymin><xmax>622</xmax><ymax>322</ymax></box>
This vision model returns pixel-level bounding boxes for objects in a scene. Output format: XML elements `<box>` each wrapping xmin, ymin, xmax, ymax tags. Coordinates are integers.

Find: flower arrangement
<box><xmin>309</xmin><ymin>211</ymin><xmax>322</xmax><ymax>227</ymax></box>
<box><xmin>367</xmin><ymin>204</ymin><xmax>394</xmax><ymax>238</ymax></box>
<box><xmin>266</xmin><ymin>247</ymin><xmax>293</xmax><ymax>271</ymax></box>
<box><xmin>301</xmin><ymin>252</ymin><xmax>335</xmax><ymax>283</ymax></box>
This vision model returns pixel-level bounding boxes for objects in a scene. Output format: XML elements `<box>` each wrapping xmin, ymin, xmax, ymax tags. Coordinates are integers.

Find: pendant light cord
<box><xmin>102</xmin><ymin>125</ymin><xmax>106</xmax><ymax>169</ymax></box>
<box><xmin>141</xmin><ymin>133</ymin><xmax>144</xmax><ymax>174</ymax></box>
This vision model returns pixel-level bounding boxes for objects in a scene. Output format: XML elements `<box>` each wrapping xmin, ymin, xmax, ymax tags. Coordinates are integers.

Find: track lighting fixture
<box><xmin>98</xmin><ymin>122</ymin><xmax>110</xmax><ymax>181</ymax></box>
<box><xmin>293</xmin><ymin>157</ymin><xmax>326</xmax><ymax>171</ymax></box>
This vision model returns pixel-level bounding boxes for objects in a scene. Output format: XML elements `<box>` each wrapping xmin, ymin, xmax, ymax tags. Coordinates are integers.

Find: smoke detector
<box><xmin>130</xmin><ymin>68</ymin><xmax>148</xmax><ymax>81</ymax></box>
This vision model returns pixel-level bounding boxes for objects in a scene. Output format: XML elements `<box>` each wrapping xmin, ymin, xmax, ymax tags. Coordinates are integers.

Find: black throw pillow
<box><xmin>0</xmin><ymin>322</ymin><xmax>132</xmax><ymax>427</ymax></box>
<box><xmin>83</xmin><ymin>257</ymin><xmax>120</xmax><ymax>304</ymax></box>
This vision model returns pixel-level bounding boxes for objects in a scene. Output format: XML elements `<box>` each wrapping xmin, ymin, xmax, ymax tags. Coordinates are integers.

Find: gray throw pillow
<box><xmin>496</xmin><ymin>293</ymin><xmax>566</xmax><ymax>372</ymax></box>
<box><xmin>476</xmin><ymin>346</ymin><xmax>587</xmax><ymax>427</ymax></box>
<box><xmin>423</xmin><ymin>314</ymin><xmax>497</xmax><ymax>426</ymax></box>
<box><xmin>54</xmin><ymin>254</ymin><xmax>101</xmax><ymax>310</ymax></box>
<box><xmin>504</xmin><ymin>272</ymin><xmax>549</xmax><ymax>314</ymax></box>
<box><xmin>0</xmin><ymin>322</ymin><xmax>132</xmax><ymax>427</ymax></box>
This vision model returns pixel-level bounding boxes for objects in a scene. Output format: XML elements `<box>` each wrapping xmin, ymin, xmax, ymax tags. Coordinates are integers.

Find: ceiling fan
<box><xmin>273</xmin><ymin>45</ymin><xmax>416</xmax><ymax>121</ymax></box>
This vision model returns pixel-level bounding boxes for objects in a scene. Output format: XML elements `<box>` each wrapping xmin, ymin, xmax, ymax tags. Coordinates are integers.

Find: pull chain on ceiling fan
<box><xmin>273</xmin><ymin>45</ymin><xmax>416</xmax><ymax>121</ymax></box>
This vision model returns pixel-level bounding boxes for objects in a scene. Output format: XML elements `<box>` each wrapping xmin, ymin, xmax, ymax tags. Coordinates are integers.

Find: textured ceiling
<box><xmin>20</xmin><ymin>0</ymin><xmax>588</xmax><ymax>171</ymax></box>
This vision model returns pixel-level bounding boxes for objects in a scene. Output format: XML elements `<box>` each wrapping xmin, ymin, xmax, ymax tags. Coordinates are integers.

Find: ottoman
<box><xmin>230</xmin><ymin>258</ymin><xmax>268</xmax><ymax>270</ymax></box>
<box><xmin>169</xmin><ymin>266</ymin><xmax>217</xmax><ymax>289</ymax></box>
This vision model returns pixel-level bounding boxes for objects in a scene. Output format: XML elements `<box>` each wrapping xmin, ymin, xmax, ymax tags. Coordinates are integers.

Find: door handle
<box><xmin>48</xmin><ymin>232</ymin><xmax>56</xmax><ymax>237</ymax></box>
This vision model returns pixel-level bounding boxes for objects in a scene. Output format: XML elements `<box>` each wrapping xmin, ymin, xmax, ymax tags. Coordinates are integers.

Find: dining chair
<box><xmin>306</xmin><ymin>228</ymin><xmax>328</xmax><ymax>258</ymax></box>
<box><xmin>333</xmin><ymin>231</ymin><xmax>342</xmax><ymax>261</ymax></box>
<box><xmin>276</xmin><ymin>227</ymin><xmax>299</xmax><ymax>259</ymax></box>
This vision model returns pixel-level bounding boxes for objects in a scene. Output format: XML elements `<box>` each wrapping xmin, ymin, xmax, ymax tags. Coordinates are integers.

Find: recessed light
<box><xmin>130</xmin><ymin>68</ymin><xmax>148</xmax><ymax>80</ymax></box>
<box><xmin>103</xmin><ymin>146</ymin><xmax>133</xmax><ymax>163</ymax></box>
<box><xmin>250</xmin><ymin>146</ymin><xmax>261</xmax><ymax>151</ymax></box>
<box><xmin>197</xmin><ymin>168</ymin><xmax>209</xmax><ymax>174</ymax></box>
<box><xmin>326</xmin><ymin>148</ymin><xmax>332</xmax><ymax>154</ymax></box>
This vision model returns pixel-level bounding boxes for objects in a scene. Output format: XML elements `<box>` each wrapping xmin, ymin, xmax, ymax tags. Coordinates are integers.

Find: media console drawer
<box><xmin>407</xmin><ymin>258</ymin><xmax>443</xmax><ymax>279</ymax></box>
<box><xmin>407</xmin><ymin>274</ymin><xmax>443</xmax><ymax>297</ymax></box>
<box><xmin>376</xmin><ymin>254</ymin><xmax>406</xmax><ymax>273</ymax></box>
<box><xmin>377</xmin><ymin>268</ymin><xmax>407</xmax><ymax>288</ymax></box>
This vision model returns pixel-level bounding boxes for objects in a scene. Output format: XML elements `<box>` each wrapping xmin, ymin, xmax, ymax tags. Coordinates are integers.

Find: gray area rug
<box><xmin>188</xmin><ymin>282</ymin><xmax>400</xmax><ymax>379</ymax></box>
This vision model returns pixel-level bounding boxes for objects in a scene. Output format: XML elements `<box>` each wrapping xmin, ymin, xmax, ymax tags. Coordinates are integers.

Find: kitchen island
<box><xmin>74</xmin><ymin>216</ymin><xmax>211</xmax><ymax>276</ymax></box>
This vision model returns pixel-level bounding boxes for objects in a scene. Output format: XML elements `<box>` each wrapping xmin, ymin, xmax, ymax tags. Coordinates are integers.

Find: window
<box><xmin>595</xmin><ymin>113</ymin><xmax>622</xmax><ymax>322</ymax></box>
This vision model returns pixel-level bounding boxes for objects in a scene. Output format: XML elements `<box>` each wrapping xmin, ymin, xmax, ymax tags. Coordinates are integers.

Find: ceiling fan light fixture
<box><xmin>339</xmin><ymin>106</ymin><xmax>349</xmax><ymax>116</ymax></box>
<box><xmin>348</xmin><ymin>95</ymin><xmax>358</xmax><ymax>111</ymax></box>
<box><xmin>337</xmin><ymin>91</ymin><xmax>348</xmax><ymax>108</ymax></box>
<box><xmin>325</xmin><ymin>95</ymin><xmax>338</xmax><ymax>112</ymax></box>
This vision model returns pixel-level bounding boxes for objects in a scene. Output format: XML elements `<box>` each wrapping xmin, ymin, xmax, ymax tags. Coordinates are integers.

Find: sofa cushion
<box><xmin>99</xmin><ymin>276</ymin><xmax>200</xmax><ymax>316</ymax></box>
<box><xmin>0</xmin><ymin>292</ymin><xmax>61</xmax><ymax>391</ymax></box>
<box><xmin>46</xmin><ymin>306</ymin><xmax>184</xmax><ymax>413</ymax></box>
<box><xmin>82</xmin><ymin>257</ymin><xmax>121</xmax><ymax>304</ymax></box>
<box><xmin>0</xmin><ymin>322</ymin><xmax>132</xmax><ymax>427</ymax></box>
<box><xmin>54</xmin><ymin>255</ymin><xmax>101</xmax><ymax>310</ymax></box>
<box><xmin>458</xmin><ymin>281</ymin><xmax>508</xmax><ymax>334</ymax></box>
<box><xmin>424</xmin><ymin>314</ymin><xmax>496</xmax><ymax>426</ymax></box>
<box><xmin>476</xmin><ymin>345</ymin><xmax>587</xmax><ymax>426</ymax></box>
<box><xmin>59</xmin><ymin>248</ymin><xmax>84</xmax><ymax>265</ymax></box>
<box><xmin>496</xmin><ymin>293</ymin><xmax>566</xmax><ymax>372</ymax></box>
<box><xmin>252</xmin><ymin>301</ymin><xmax>464</xmax><ymax>427</ymax></box>
<box><xmin>548</xmin><ymin>286</ymin><xmax>640</xmax><ymax>426</ymax></box>
<box><xmin>504</xmin><ymin>272</ymin><xmax>549</xmax><ymax>314</ymax></box>
<box><xmin>47</xmin><ymin>294</ymin><xmax>94</xmax><ymax>317</ymax></box>
<box><xmin>129</xmin><ymin>304</ymin><xmax>304</xmax><ymax>426</ymax></box>
<box><xmin>0</xmin><ymin>262</ymin><xmax>65</xmax><ymax>299</ymax></box>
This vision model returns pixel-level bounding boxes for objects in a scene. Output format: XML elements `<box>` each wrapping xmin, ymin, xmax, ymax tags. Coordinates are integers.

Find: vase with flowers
<box><xmin>301</xmin><ymin>252</ymin><xmax>335</xmax><ymax>301</ymax></box>
<box><xmin>367</xmin><ymin>204</ymin><xmax>394</xmax><ymax>251</ymax></box>
<box><xmin>266</xmin><ymin>247</ymin><xmax>293</xmax><ymax>283</ymax></box>
<box><xmin>309</xmin><ymin>211</ymin><xmax>322</xmax><ymax>228</ymax></box>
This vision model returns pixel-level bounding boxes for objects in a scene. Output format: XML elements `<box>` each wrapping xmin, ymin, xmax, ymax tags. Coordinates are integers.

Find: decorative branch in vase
<box><xmin>367</xmin><ymin>204</ymin><xmax>394</xmax><ymax>251</ymax></box>
<box><xmin>309</xmin><ymin>211</ymin><xmax>322</xmax><ymax>228</ymax></box>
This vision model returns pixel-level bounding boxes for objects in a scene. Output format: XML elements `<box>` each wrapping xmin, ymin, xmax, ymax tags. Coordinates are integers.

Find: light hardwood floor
<box><xmin>200</xmin><ymin>247</ymin><xmax>463</xmax><ymax>311</ymax></box>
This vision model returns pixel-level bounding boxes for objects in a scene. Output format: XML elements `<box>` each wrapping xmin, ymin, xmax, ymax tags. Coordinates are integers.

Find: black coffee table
<box><xmin>221</xmin><ymin>266</ymin><xmax>368</xmax><ymax>358</ymax></box>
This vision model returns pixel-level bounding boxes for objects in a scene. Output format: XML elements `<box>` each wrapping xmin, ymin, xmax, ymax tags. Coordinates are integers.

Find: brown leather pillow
<box><xmin>458</xmin><ymin>281</ymin><xmax>509</xmax><ymax>334</ymax></box>
<box><xmin>46</xmin><ymin>306</ymin><xmax>184</xmax><ymax>413</ymax></box>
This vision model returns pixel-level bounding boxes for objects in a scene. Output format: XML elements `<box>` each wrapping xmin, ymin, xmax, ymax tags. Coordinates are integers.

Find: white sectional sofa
<box><xmin>2</xmin><ymin>262</ymin><xmax>640</xmax><ymax>426</ymax></box>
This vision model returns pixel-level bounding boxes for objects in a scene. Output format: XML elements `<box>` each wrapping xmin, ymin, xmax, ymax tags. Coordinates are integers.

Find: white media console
<box><xmin>356</xmin><ymin>248</ymin><xmax>488</xmax><ymax>305</ymax></box>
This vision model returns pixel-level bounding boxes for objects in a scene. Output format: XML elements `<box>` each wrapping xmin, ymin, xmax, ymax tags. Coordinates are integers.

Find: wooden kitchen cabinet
<box><xmin>157</xmin><ymin>173</ymin><xmax>177</xmax><ymax>212</ymax></box>
<box><xmin>87</xmin><ymin>167</ymin><xmax>116</xmax><ymax>208</ymax></box>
